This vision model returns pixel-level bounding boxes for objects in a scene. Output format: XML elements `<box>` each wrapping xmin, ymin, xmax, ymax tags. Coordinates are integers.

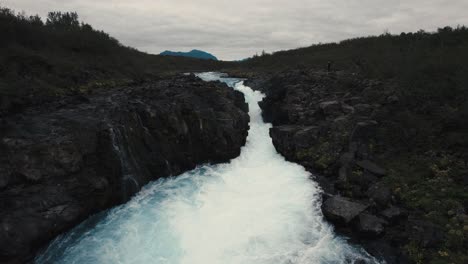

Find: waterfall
<box><xmin>109</xmin><ymin>125</ymin><xmax>140</xmax><ymax>199</ymax></box>
<box><xmin>36</xmin><ymin>72</ymin><xmax>380</xmax><ymax>264</ymax></box>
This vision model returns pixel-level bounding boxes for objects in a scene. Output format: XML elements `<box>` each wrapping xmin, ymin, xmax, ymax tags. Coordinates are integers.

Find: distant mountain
<box><xmin>160</xmin><ymin>49</ymin><xmax>218</xmax><ymax>60</ymax></box>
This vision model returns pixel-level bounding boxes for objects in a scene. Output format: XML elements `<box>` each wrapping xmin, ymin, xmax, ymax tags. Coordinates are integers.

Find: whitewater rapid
<box><xmin>36</xmin><ymin>72</ymin><xmax>378</xmax><ymax>264</ymax></box>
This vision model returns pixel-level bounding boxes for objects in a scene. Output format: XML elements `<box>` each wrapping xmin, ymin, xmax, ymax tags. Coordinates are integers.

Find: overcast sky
<box><xmin>3</xmin><ymin>0</ymin><xmax>468</xmax><ymax>60</ymax></box>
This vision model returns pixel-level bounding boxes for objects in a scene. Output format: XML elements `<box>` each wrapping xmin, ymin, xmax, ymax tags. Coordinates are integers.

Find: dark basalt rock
<box><xmin>381</xmin><ymin>206</ymin><xmax>408</xmax><ymax>224</ymax></box>
<box><xmin>247</xmin><ymin>70</ymin><xmax>415</xmax><ymax>263</ymax></box>
<box><xmin>366</xmin><ymin>182</ymin><xmax>392</xmax><ymax>207</ymax></box>
<box><xmin>406</xmin><ymin>219</ymin><xmax>445</xmax><ymax>248</ymax></box>
<box><xmin>319</xmin><ymin>100</ymin><xmax>342</xmax><ymax>117</ymax></box>
<box><xmin>355</xmin><ymin>213</ymin><xmax>388</xmax><ymax>237</ymax></box>
<box><xmin>356</xmin><ymin>160</ymin><xmax>386</xmax><ymax>177</ymax></box>
<box><xmin>0</xmin><ymin>74</ymin><xmax>249</xmax><ymax>263</ymax></box>
<box><xmin>322</xmin><ymin>196</ymin><xmax>368</xmax><ymax>225</ymax></box>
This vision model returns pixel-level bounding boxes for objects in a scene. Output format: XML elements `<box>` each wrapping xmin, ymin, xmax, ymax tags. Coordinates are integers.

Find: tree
<box><xmin>46</xmin><ymin>12</ymin><xmax>79</xmax><ymax>29</ymax></box>
<box><xmin>28</xmin><ymin>15</ymin><xmax>43</xmax><ymax>26</ymax></box>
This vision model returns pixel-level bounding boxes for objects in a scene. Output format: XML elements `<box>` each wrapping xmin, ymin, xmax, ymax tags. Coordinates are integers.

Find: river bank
<box><xmin>240</xmin><ymin>69</ymin><xmax>468</xmax><ymax>264</ymax></box>
<box><xmin>0</xmin><ymin>74</ymin><xmax>249</xmax><ymax>263</ymax></box>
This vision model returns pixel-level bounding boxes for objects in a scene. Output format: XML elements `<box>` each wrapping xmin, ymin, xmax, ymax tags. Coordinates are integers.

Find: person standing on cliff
<box><xmin>327</xmin><ymin>61</ymin><xmax>332</xmax><ymax>72</ymax></box>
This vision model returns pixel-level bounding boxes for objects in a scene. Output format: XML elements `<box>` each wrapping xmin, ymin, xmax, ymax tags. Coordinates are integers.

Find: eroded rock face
<box><xmin>247</xmin><ymin>70</ymin><xmax>410</xmax><ymax>263</ymax></box>
<box><xmin>0</xmin><ymin>74</ymin><xmax>249</xmax><ymax>263</ymax></box>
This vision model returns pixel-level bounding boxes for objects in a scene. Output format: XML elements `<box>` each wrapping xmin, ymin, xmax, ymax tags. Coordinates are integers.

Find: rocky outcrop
<box><xmin>355</xmin><ymin>213</ymin><xmax>388</xmax><ymax>237</ymax></box>
<box><xmin>0</xmin><ymin>74</ymin><xmax>249</xmax><ymax>263</ymax></box>
<box><xmin>322</xmin><ymin>196</ymin><xmax>368</xmax><ymax>224</ymax></box>
<box><xmin>247</xmin><ymin>70</ymin><xmax>412</xmax><ymax>263</ymax></box>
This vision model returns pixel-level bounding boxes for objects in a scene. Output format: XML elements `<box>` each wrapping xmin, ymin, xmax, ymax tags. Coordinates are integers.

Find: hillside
<box><xmin>160</xmin><ymin>49</ymin><xmax>218</xmax><ymax>60</ymax></box>
<box><xmin>0</xmin><ymin>7</ymin><xmax>226</xmax><ymax>116</ymax></box>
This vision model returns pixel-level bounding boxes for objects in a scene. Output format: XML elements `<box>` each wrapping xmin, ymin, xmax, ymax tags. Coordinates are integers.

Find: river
<box><xmin>36</xmin><ymin>72</ymin><xmax>378</xmax><ymax>264</ymax></box>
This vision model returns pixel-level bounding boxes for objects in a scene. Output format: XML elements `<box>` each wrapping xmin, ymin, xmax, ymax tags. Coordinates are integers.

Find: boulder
<box><xmin>270</xmin><ymin>125</ymin><xmax>301</xmax><ymax>156</ymax></box>
<box><xmin>332</xmin><ymin>116</ymin><xmax>349</xmax><ymax>130</ymax></box>
<box><xmin>335</xmin><ymin>166</ymin><xmax>349</xmax><ymax>190</ymax></box>
<box><xmin>367</xmin><ymin>182</ymin><xmax>392</xmax><ymax>207</ymax></box>
<box><xmin>322</xmin><ymin>196</ymin><xmax>368</xmax><ymax>224</ymax></box>
<box><xmin>356</xmin><ymin>160</ymin><xmax>386</xmax><ymax>176</ymax></box>
<box><xmin>0</xmin><ymin>167</ymin><xmax>10</xmax><ymax>188</ymax></box>
<box><xmin>319</xmin><ymin>100</ymin><xmax>342</xmax><ymax>116</ymax></box>
<box><xmin>269</xmin><ymin>125</ymin><xmax>321</xmax><ymax>159</ymax></box>
<box><xmin>344</xmin><ymin>96</ymin><xmax>362</xmax><ymax>105</ymax></box>
<box><xmin>339</xmin><ymin>152</ymin><xmax>354</xmax><ymax>167</ymax></box>
<box><xmin>341</xmin><ymin>103</ymin><xmax>355</xmax><ymax>114</ymax></box>
<box><xmin>348</xmin><ymin>170</ymin><xmax>379</xmax><ymax>189</ymax></box>
<box><xmin>354</xmin><ymin>104</ymin><xmax>373</xmax><ymax>115</ymax></box>
<box><xmin>386</xmin><ymin>95</ymin><xmax>399</xmax><ymax>104</ymax></box>
<box><xmin>350</xmin><ymin>121</ymin><xmax>378</xmax><ymax>142</ymax></box>
<box><xmin>355</xmin><ymin>213</ymin><xmax>387</xmax><ymax>237</ymax></box>
<box><xmin>293</xmin><ymin>126</ymin><xmax>319</xmax><ymax>148</ymax></box>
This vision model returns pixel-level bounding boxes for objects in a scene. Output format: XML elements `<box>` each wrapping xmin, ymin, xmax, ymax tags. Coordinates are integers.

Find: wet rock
<box><xmin>250</xmin><ymin>71</ymin><xmax>413</xmax><ymax>262</ymax></box>
<box><xmin>355</xmin><ymin>213</ymin><xmax>387</xmax><ymax>237</ymax></box>
<box><xmin>293</xmin><ymin>126</ymin><xmax>319</xmax><ymax>148</ymax></box>
<box><xmin>269</xmin><ymin>125</ymin><xmax>320</xmax><ymax>159</ymax></box>
<box><xmin>356</xmin><ymin>160</ymin><xmax>386</xmax><ymax>176</ymax></box>
<box><xmin>353</xmin><ymin>259</ymin><xmax>368</xmax><ymax>264</ymax></box>
<box><xmin>322</xmin><ymin>196</ymin><xmax>368</xmax><ymax>224</ymax></box>
<box><xmin>361</xmin><ymin>238</ymin><xmax>410</xmax><ymax>264</ymax></box>
<box><xmin>270</xmin><ymin>125</ymin><xmax>301</xmax><ymax>157</ymax></box>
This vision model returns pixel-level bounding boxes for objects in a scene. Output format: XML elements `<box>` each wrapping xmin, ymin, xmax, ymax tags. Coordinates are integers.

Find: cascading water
<box><xmin>36</xmin><ymin>72</ymin><xmax>379</xmax><ymax>264</ymax></box>
<box><xmin>109</xmin><ymin>125</ymin><xmax>140</xmax><ymax>199</ymax></box>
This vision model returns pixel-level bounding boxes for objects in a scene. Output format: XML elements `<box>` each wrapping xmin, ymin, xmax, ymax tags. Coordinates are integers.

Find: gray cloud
<box><xmin>3</xmin><ymin>0</ymin><xmax>468</xmax><ymax>60</ymax></box>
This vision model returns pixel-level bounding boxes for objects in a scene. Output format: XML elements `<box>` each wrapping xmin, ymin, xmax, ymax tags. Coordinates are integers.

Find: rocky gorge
<box><xmin>0</xmin><ymin>74</ymin><xmax>250</xmax><ymax>263</ymax></box>
<box><xmin>243</xmin><ymin>69</ymin><xmax>468</xmax><ymax>264</ymax></box>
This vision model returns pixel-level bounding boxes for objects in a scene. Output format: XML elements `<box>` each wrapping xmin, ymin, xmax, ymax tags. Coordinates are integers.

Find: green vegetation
<box><xmin>385</xmin><ymin>152</ymin><xmax>467</xmax><ymax>263</ymax></box>
<box><xmin>0</xmin><ymin>7</ymin><xmax>225</xmax><ymax>114</ymax></box>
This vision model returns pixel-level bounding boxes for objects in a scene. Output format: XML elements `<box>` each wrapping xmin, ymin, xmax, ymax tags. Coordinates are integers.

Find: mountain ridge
<box><xmin>160</xmin><ymin>49</ymin><xmax>218</xmax><ymax>60</ymax></box>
